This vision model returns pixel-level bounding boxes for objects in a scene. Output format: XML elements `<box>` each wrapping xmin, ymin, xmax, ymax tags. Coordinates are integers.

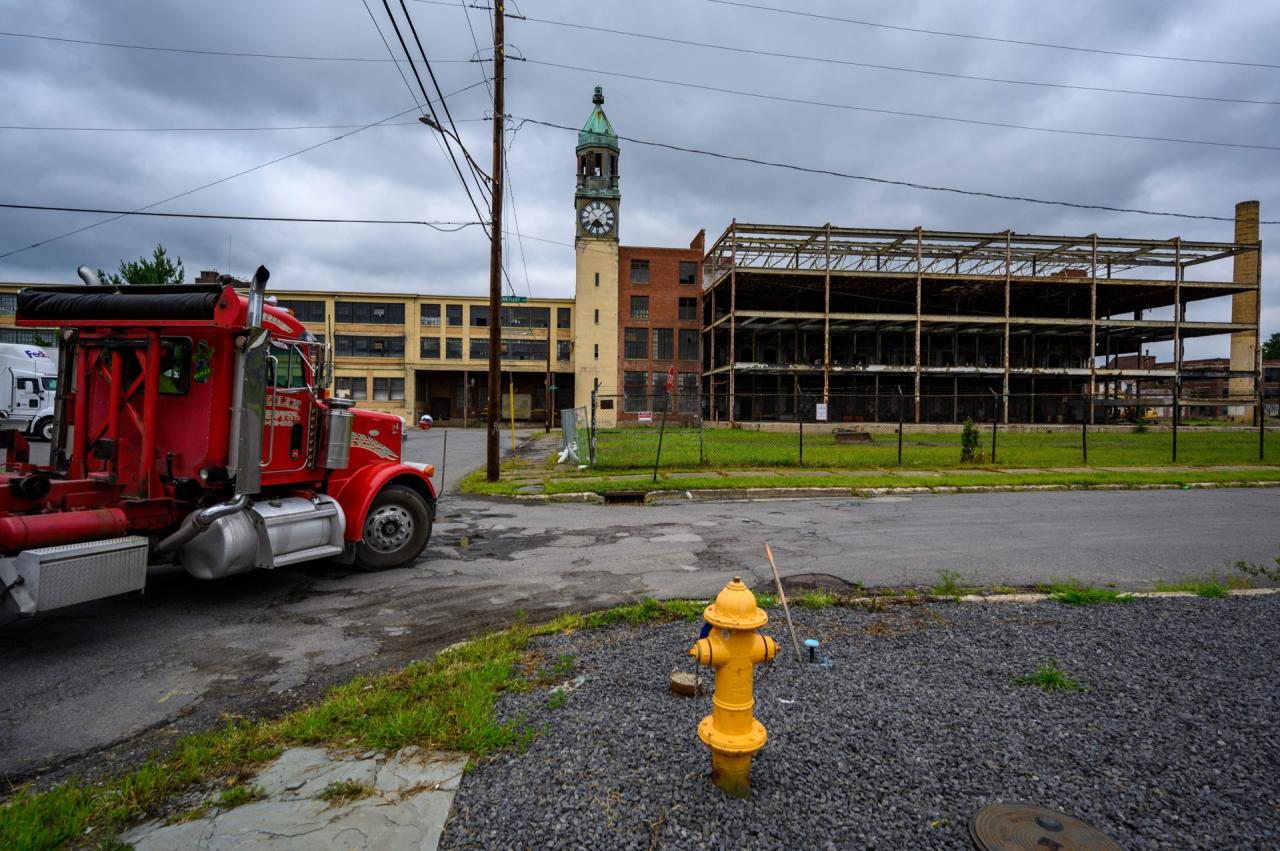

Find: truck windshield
<box><xmin>41</xmin><ymin>377</ymin><xmax>56</xmax><ymax>392</ymax></box>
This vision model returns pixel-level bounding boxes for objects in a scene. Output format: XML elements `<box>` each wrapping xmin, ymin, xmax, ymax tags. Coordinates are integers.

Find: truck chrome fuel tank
<box><xmin>180</xmin><ymin>495</ymin><xmax>345</xmax><ymax>579</ymax></box>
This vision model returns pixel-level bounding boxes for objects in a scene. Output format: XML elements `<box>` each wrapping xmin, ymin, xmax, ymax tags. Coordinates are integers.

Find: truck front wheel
<box><xmin>355</xmin><ymin>484</ymin><xmax>432</xmax><ymax>571</ymax></box>
<box><xmin>33</xmin><ymin>417</ymin><xmax>54</xmax><ymax>442</ymax></box>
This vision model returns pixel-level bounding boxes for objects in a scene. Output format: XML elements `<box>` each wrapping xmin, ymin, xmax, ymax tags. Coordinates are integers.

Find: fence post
<box><xmin>589</xmin><ymin>378</ymin><xmax>598</xmax><ymax>467</ymax></box>
<box><xmin>897</xmin><ymin>385</ymin><xmax>904</xmax><ymax>465</ymax></box>
<box><xmin>989</xmin><ymin>388</ymin><xmax>999</xmax><ymax>463</ymax></box>
<box><xmin>1171</xmin><ymin>380</ymin><xmax>1179</xmax><ymax>463</ymax></box>
<box><xmin>799</xmin><ymin>404</ymin><xmax>804</xmax><ymax>466</ymax></box>
<box><xmin>652</xmin><ymin>396</ymin><xmax>668</xmax><ymax>483</ymax></box>
<box><xmin>1081</xmin><ymin>404</ymin><xmax>1088</xmax><ymax>465</ymax></box>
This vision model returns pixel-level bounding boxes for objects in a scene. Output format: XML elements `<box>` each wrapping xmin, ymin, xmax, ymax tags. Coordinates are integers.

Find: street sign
<box><xmin>815</xmin><ymin>403</ymin><xmax>828</xmax><ymax>421</ymax></box>
<box><xmin>500</xmin><ymin>295</ymin><xmax>528</xmax><ymax>303</ymax></box>
<box><xmin>666</xmin><ymin>366</ymin><xmax>675</xmax><ymax>394</ymax></box>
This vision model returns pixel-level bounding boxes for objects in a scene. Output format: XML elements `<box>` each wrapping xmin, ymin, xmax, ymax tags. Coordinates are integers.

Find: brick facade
<box><xmin>615</xmin><ymin>231</ymin><xmax>705</xmax><ymax>418</ymax></box>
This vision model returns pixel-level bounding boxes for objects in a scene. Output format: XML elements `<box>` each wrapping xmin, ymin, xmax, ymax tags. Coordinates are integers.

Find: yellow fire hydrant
<box><xmin>689</xmin><ymin>576</ymin><xmax>778</xmax><ymax>798</ymax></box>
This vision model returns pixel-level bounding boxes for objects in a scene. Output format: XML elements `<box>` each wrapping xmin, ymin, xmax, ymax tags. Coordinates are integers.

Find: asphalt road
<box><xmin>2</xmin><ymin>427</ymin><xmax>1277</xmax><ymax>785</ymax></box>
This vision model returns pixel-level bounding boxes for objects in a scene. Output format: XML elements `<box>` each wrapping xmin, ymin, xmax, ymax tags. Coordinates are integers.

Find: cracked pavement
<box><xmin>2</xmin><ymin>428</ymin><xmax>1277</xmax><ymax>785</ymax></box>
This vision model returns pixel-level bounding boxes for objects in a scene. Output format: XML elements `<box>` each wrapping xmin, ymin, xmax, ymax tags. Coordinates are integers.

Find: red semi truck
<box><xmin>0</xmin><ymin>267</ymin><xmax>436</xmax><ymax>615</ymax></box>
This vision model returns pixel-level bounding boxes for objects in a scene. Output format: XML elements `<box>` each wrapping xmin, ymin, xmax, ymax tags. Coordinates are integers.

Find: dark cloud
<box><xmin>1</xmin><ymin>0</ymin><xmax>1275</xmax><ymax>356</ymax></box>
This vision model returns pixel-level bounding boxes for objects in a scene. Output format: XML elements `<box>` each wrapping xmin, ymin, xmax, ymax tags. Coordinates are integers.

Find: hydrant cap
<box><xmin>703</xmin><ymin>576</ymin><xmax>768</xmax><ymax>630</ymax></box>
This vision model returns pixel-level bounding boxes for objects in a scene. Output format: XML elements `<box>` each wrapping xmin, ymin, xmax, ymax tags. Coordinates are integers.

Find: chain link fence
<box><xmin>582</xmin><ymin>390</ymin><xmax>1275</xmax><ymax>472</ymax></box>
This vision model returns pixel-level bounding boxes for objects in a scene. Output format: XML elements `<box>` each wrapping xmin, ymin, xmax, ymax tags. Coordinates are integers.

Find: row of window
<box><xmin>629</xmin><ymin>260</ymin><xmax>698</xmax><ymax>285</ymax></box>
<box><xmin>333</xmin><ymin>376</ymin><xmax>406</xmax><ymax>401</ymax></box>
<box><xmin>419</xmin><ymin>337</ymin><xmax>572</xmax><ymax>361</ymax></box>
<box><xmin>622</xmin><ymin>371</ymin><xmax>702</xmax><ymax>412</ymax></box>
<box><xmin>629</xmin><ymin>296</ymin><xmax>698</xmax><ymax>321</ymax></box>
<box><xmin>622</xmin><ymin>328</ymin><xmax>699</xmax><ymax>361</ymax></box>
<box><xmin>273</xmin><ymin>300</ymin><xmax>573</xmax><ymax>330</ymax></box>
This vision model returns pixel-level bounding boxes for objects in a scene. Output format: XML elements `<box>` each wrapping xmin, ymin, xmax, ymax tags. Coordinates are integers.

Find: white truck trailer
<box><xmin>0</xmin><ymin>343</ymin><xmax>57</xmax><ymax>440</ymax></box>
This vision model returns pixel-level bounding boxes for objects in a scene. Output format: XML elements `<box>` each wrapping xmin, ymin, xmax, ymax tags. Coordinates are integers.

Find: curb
<box><xmin>943</xmin><ymin>588</ymin><xmax>1279</xmax><ymax>604</ymax></box>
<box><xmin>494</xmin><ymin>479</ymin><xmax>1280</xmax><ymax>504</ymax></box>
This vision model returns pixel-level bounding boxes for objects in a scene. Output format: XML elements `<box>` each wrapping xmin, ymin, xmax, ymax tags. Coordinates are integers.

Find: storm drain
<box><xmin>969</xmin><ymin>803</ymin><xmax>1124</xmax><ymax>850</ymax></box>
<box><xmin>602</xmin><ymin>490</ymin><xmax>647</xmax><ymax>505</ymax></box>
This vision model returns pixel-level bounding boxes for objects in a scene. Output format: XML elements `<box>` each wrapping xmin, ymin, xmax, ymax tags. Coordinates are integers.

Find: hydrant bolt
<box><xmin>688</xmin><ymin>576</ymin><xmax>776</xmax><ymax>798</ymax></box>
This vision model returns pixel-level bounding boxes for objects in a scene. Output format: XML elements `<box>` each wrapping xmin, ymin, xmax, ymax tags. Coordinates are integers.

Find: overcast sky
<box><xmin>1</xmin><ymin>0</ymin><xmax>1276</xmax><ymax>358</ymax></box>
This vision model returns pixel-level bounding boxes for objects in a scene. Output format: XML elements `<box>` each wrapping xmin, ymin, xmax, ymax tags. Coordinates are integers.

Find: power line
<box><xmin>0</xmin><ymin>119</ymin><xmax>486</xmax><ymax>132</ymax></box>
<box><xmin>516</xmin><ymin>15</ymin><xmax>1279</xmax><ymax>107</ymax></box>
<box><xmin>706</xmin><ymin>0</ymin><xmax>1280</xmax><ymax>71</ymax></box>
<box><xmin>523</xmin><ymin>59</ymin><xmax>1280</xmax><ymax>153</ymax></box>
<box><xmin>378</xmin><ymin>0</ymin><xmax>491</xmax><ymax>225</ymax></box>
<box><xmin>0</xmin><ymin>28</ymin><xmax>472</xmax><ymax>63</ymax></box>
<box><xmin>0</xmin><ymin>80</ymin><xmax>488</xmax><ymax>261</ymax></box>
<box><xmin>0</xmin><ymin>202</ymin><xmax>483</xmax><ymax>229</ymax></box>
<box><xmin>515</xmin><ymin>116</ymin><xmax>1280</xmax><ymax>225</ymax></box>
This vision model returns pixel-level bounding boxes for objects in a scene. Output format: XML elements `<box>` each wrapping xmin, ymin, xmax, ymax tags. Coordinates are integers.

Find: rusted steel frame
<box><xmin>823</xmin><ymin>223</ymin><xmax>831</xmax><ymax>404</ymax></box>
<box><xmin>1002</xmin><ymin>231</ymin><xmax>1011</xmax><ymax>424</ymax></box>
<box><xmin>1173</xmin><ymin>238</ymin><xmax>1183</xmax><ymax>384</ymax></box>
<box><xmin>729</xmin><ymin>219</ymin><xmax>737</xmax><ymax>426</ymax></box>
<box><xmin>1089</xmin><ymin>234</ymin><xmax>1098</xmax><ymax>425</ymax></box>
<box><xmin>1255</xmin><ymin>241</ymin><xmax>1264</xmax><ymax>431</ymax></box>
<box><xmin>914</xmin><ymin>226</ymin><xmax>923</xmax><ymax>423</ymax></box>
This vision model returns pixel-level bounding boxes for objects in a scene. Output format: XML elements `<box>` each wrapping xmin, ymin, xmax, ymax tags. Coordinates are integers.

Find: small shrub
<box><xmin>1014</xmin><ymin>661</ymin><xmax>1086</xmax><ymax>692</ymax></box>
<box><xmin>794</xmin><ymin>589</ymin><xmax>838</xmax><ymax>610</ymax></box>
<box><xmin>960</xmin><ymin>418</ymin><xmax>982</xmax><ymax>463</ymax></box>
<box><xmin>318</xmin><ymin>779</ymin><xmax>374</xmax><ymax>807</ymax></box>
<box><xmin>931</xmin><ymin>569</ymin><xmax>968</xmax><ymax>598</ymax></box>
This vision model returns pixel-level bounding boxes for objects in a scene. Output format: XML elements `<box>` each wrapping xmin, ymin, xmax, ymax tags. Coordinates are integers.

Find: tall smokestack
<box><xmin>1229</xmin><ymin>201</ymin><xmax>1260</xmax><ymax>421</ymax></box>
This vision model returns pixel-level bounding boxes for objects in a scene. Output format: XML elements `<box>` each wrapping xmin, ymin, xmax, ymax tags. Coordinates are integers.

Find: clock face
<box><xmin>580</xmin><ymin>200</ymin><xmax>615</xmax><ymax>236</ymax></box>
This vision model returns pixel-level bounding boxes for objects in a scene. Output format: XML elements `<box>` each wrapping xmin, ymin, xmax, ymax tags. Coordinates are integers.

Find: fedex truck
<box><xmin>0</xmin><ymin>344</ymin><xmax>57</xmax><ymax>440</ymax></box>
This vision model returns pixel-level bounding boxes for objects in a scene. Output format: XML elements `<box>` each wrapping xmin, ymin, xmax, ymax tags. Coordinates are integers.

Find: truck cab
<box><xmin>0</xmin><ymin>344</ymin><xmax>57</xmax><ymax>440</ymax></box>
<box><xmin>0</xmin><ymin>267</ymin><xmax>437</xmax><ymax>615</ymax></box>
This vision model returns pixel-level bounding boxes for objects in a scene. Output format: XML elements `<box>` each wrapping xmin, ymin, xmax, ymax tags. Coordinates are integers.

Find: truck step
<box><xmin>271</xmin><ymin>543</ymin><xmax>345</xmax><ymax>567</ymax></box>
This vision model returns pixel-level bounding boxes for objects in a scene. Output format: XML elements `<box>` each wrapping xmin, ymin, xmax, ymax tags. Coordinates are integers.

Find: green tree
<box><xmin>96</xmin><ymin>244</ymin><xmax>185</xmax><ymax>286</ymax></box>
<box><xmin>1263</xmin><ymin>331</ymin><xmax>1280</xmax><ymax>360</ymax></box>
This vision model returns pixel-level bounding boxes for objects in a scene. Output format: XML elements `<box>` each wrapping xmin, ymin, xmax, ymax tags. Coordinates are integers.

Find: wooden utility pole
<box><xmin>485</xmin><ymin>2</ymin><xmax>505</xmax><ymax>482</ymax></box>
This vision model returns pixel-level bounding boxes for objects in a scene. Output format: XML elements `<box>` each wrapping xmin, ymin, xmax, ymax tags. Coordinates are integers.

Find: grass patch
<box><xmin>1154</xmin><ymin>577</ymin><xmax>1231</xmax><ymax>598</ymax></box>
<box><xmin>793</xmin><ymin>589</ymin><xmax>838</xmax><ymax>610</ymax></box>
<box><xmin>551</xmin><ymin>654</ymin><xmax>575</xmax><ymax>677</ymax></box>
<box><xmin>216</xmin><ymin>784</ymin><xmax>261</xmax><ymax>810</ymax></box>
<box><xmin>930</xmin><ymin>569</ymin><xmax>980</xmax><ymax>598</ymax></box>
<box><xmin>1014</xmin><ymin>661</ymin><xmax>1087</xmax><ymax>692</ymax></box>
<box><xmin>754</xmin><ymin>592</ymin><xmax>778</xmax><ymax>609</ymax></box>
<box><xmin>546</xmin><ymin>689</ymin><xmax>568</xmax><ymax>710</ymax></box>
<box><xmin>0</xmin><ymin>597</ymin><xmax>718</xmax><ymax>851</ymax></box>
<box><xmin>317</xmin><ymin>780</ymin><xmax>374</xmax><ymax>808</ymax></box>
<box><xmin>1038</xmin><ymin>580</ymin><xmax>1132</xmax><ymax>606</ymax></box>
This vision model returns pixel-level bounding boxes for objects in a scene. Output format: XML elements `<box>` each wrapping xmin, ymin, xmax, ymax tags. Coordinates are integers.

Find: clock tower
<box><xmin>573</xmin><ymin>87</ymin><xmax>621</xmax><ymax>407</ymax></box>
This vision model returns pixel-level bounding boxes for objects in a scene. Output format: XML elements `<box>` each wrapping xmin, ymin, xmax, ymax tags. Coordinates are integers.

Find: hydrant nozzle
<box><xmin>689</xmin><ymin>575</ymin><xmax>777</xmax><ymax>798</ymax></box>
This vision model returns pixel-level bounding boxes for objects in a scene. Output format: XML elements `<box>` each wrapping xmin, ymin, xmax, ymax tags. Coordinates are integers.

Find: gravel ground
<box><xmin>440</xmin><ymin>594</ymin><xmax>1280</xmax><ymax>850</ymax></box>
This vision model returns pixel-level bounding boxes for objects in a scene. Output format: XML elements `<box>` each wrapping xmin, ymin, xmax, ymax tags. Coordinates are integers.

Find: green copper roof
<box><xmin>577</xmin><ymin>86</ymin><xmax>618</xmax><ymax>151</ymax></box>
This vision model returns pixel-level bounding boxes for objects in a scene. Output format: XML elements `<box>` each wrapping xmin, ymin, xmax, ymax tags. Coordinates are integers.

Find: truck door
<box><xmin>262</xmin><ymin>341</ymin><xmax>315</xmax><ymax>473</ymax></box>
<box><xmin>13</xmin><ymin>374</ymin><xmax>42</xmax><ymax>412</ymax></box>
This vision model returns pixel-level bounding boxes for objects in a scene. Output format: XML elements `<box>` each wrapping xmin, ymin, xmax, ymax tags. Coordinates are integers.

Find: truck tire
<box><xmin>33</xmin><ymin>417</ymin><xmax>54</xmax><ymax>442</ymax></box>
<box><xmin>355</xmin><ymin>484</ymin><xmax>432</xmax><ymax>571</ymax></box>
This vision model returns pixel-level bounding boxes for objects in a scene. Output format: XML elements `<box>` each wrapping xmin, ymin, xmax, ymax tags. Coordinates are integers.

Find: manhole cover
<box><xmin>970</xmin><ymin>803</ymin><xmax>1124</xmax><ymax>851</ymax></box>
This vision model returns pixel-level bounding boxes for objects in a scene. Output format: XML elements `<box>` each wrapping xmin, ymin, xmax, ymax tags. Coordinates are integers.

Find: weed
<box><xmin>317</xmin><ymin>780</ymin><xmax>375</xmax><ymax>807</ymax></box>
<box><xmin>581</xmin><ymin>597</ymin><xmax>704</xmax><ymax>629</ymax></box>
<box><xmin>92</xmin><ymin>834</ymin><xmax>133</xmax><ymax>851</ymax></box>
<box><xmin>1039</xmin><ymin>579</ymin><xmax>1131</xmax><ymax>605</ymax></box>
<box><xmin>931</xmin><ymin>569</ymin><xmax>972</xmax><ymax>598</ymax></box>
<box><xmin>960</xmin><ymin>418</ymin><xmax>985</xmax><ymax>463</ymax></box>
<box><xmin>754</xmin><ymin>592</ymin><xmax>778</xmax><ymax>609</ymax></box>
<box><xmin>552</xmin><ymin>654</ymin><xmax>575</xmax><ymax>677</ymax></box>
<box><xmin>987</xmin><ymin>586</ymin><xmax>1020</xmax><ymax>595</ymax></box>
<box><xmin>1014</xmin><ymin>661</ymin><xmax>1086</xmax><ymax>692</ymax></box>
<box><xmin>547</xmin><ymin>689</ymin><xmax>568</xmax><ymax>710</ymax></box>
<box><xmin>794</xmin><ymin>589</ymin><xmax>838</xmax><ymax>610</ymax></box>
<box><xmin>1232</xmin><ymin>552</ymin><xmax>1280</xmax><ymax>584</ymax></box>
<box><xmin>165</xmin><ymin>801</ymin><xmax>211</xmax><ymax>825</ymax></box>
<box><xmin>216</xmin><ymin>784</ymin><xmax>261</xmax><ymax>810</ymax></box>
